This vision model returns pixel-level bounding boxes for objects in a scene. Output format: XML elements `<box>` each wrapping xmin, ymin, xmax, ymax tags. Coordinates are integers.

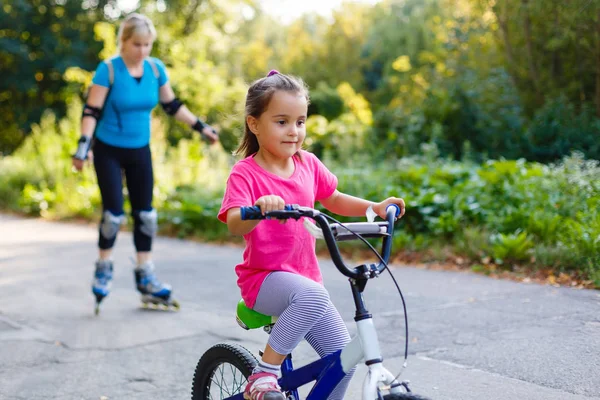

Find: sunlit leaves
<box><xmin>392</xmin><ymin>56</ymin><xmax>412</xmax><ymax>73</ymax></box>
<box><xmin>94</xmin><ymin>21</ymin><xmax>116</xmax><ymax>59</ymax></box>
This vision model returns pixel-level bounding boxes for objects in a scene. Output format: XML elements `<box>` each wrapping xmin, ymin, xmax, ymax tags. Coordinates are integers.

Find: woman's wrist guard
<box><xmin>73</xmin><ymin>135</ymin><xmax>92</xmax><ymax>160</ymax></box>
<box><xmin>192</xmin><ymin>118</ymin><xmax>208</xmax><ymax>132</ymax></box>
<box><xmin>192</xmin><ymin>118</ymin><xmax>218</xmax><ymax>143</ymax></box>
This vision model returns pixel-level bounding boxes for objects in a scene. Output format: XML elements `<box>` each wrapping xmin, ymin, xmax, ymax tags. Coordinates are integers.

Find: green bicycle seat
<box><xmin>236</xmin><ymin>299</ymin><xmax>277</xmax><ymax>330</ymax></box>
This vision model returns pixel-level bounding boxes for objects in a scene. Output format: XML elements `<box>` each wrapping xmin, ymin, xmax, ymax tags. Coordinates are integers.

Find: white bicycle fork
<box><xmin>339</xmin><ymin>318</ymin><xmax>404</xmax><ymax>399</ymax></box>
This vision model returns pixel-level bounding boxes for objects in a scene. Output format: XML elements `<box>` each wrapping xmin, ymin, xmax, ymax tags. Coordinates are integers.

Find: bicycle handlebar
<box><xmin>240</xmin><ymin>204</ymin><xmax>297</xmax><ymax>220</ymax></box>
<box><xmin>239</xmin><ymin>204</ymin><xmax>400</xmax><ymax>280</ymax></box>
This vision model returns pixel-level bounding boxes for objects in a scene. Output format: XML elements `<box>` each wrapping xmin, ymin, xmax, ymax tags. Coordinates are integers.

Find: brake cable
<box><xmin>320</xmin><ymin>214</ymin><xmax>410</xmax><ymax>380</ymax></box>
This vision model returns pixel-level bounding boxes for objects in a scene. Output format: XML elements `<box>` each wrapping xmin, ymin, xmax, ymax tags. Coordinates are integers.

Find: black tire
<box><xmin>384</xmin><ymin>393</ymin><xmax>433</xmax><ymax>400</ymax></box>
<box><xmin>191</xmin><ymin>343</ymin><xmax>258</xmax><ymax>400</ymax></box>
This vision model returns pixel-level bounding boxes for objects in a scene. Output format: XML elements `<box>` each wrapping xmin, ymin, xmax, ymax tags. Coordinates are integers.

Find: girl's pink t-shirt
<box><xmin>218</xmin><ymin>150</ymin><xmax>338</xmax><ymax>308</ymax></box>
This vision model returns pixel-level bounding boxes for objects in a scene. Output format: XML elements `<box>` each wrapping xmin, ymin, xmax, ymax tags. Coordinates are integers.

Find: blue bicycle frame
<box><xmin>224</xmin><ymin>312</ymin><xmax>404</xmax><ymax>400</ymax></box>
<box><xmin>224</xmin><ymin>350</ymin><xmax>345</xmax><ymax>400</ymax></box>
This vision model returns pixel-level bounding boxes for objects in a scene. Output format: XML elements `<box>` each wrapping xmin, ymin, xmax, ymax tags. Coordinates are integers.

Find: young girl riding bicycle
<box><xmin>218</xmin><ymin>70</ymin><xmax>405</xmax><ymax>400</ymax></box>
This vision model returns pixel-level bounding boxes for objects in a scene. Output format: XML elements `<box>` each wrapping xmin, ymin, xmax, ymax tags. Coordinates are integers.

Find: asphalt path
<box><xmin>0</xmin><ymin>214</ymin><xmax>598</xmax><ymax>400</ymax></box>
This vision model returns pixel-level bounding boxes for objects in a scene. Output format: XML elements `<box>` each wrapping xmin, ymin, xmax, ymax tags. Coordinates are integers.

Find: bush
<box><xmin>331</xmin><ymin>153</ymin><xmax>599</xmax><ymax>282</ymax></box>
<box><xmin>308</xmin><ymin>82</ymin><xmax>345</xmax><ymax>121</ymax></box>
<box><xmin>1</xmin><ymin>104</ymin><xmax>598</xmax><ymax>286</ymax></box>
<box><xmin>526</xmin><ymin>96</ymin><xmax>600</xmax><ymax>162</ymax></box>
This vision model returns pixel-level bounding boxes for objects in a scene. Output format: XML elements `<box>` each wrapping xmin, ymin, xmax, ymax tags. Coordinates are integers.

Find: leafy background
<box><xmin>1</xmin><ymin>0</ymin><xmax>599</xmax><ymax>287</ymax></box>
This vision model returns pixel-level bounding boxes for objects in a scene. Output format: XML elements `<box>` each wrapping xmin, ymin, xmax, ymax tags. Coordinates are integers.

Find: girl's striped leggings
<box><xmin>254</xmin><ymin>271</ymin><xmax>355</xmax><ymax>400</ymax></box>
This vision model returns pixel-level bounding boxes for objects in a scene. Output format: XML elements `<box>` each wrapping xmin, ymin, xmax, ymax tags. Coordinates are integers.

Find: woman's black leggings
<box><xmin>93</xmin><ymin>139</ymin><xmax>154</xmax><ymax>252</ymax></box>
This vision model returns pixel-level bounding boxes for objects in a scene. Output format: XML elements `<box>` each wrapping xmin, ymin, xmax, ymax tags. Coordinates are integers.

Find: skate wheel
<box><xmin>150</xmin><ymin>303</ymin><xmax>159</xmax><ymax>310</ymax></box>
<box><xmin>94</xmin><ymin>304</ymin><xmax>100</xmax><ymax>315</ymax></box>
<box><xmin>171</xmin><ymin>300</ymin><xmax>180</xmax><ymax>311</ymax></box>
<box><xmin>141</xmin><ymin>302</ymin><xmax>149</xmax><ymax>309</ymax></box>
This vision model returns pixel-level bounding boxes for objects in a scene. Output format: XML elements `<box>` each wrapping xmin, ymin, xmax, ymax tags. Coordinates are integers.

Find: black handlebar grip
<box><xmin>240</xmin><ymin>205</ymin><xmax>295</xmax><ymax>220</ymax></box>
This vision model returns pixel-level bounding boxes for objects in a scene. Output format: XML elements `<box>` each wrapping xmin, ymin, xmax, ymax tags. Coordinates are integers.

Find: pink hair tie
<box><xmin>267</xmin><ymin>69</ymin><xmax>279</xmax><ymax>77</ymax></box>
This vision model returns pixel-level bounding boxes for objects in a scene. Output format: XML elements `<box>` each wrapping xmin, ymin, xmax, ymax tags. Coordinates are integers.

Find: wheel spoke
<box><xmin>236</xmin><ymin>370</ymin><xmax>247</xmax><ymax>393</ymax></box>
<box><xmin>230</xmin><ymin>363</ymin><xmax>238</xmax><ymax>392</ymax></box>
<box><xmin>207</xmin><ymin>362</ymin><xmax>248</xmax><ymax>399</ymax></box>
<box><xmin>218</xmin><ymin>363</ymin><xmax>231</xmax><ymax>396</ymax></box>
<box><xmin>209</xmin><ymin>365</ymin><xmax>228</xmax><ymax>398</ymax></box>
<box><xmin>229</xmin><ymin>363</ymin><xmax>247</xmax><ymax>394</ymax></box>
<box><xmin>219</xmin><ymin>364</ymin><xmax>229</xmax><ymax>396</ymax></box>
<box><xmin>207</xmin><ymin>371</ymin><xmax>217</xmax><ymax>400</ymax></box>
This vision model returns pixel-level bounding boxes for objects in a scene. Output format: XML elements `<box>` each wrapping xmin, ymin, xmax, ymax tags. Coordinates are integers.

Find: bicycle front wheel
<box><xmin>191</xmin><ymin>343</ymin><xmax>258</xmax><ymax>400</ymax></box>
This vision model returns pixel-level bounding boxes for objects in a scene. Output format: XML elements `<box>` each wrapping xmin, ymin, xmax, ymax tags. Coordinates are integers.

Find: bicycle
<box><xmin>191</xmin><ymin>204</ymin><xmax>431</xmax><ymax>400</ymax></box>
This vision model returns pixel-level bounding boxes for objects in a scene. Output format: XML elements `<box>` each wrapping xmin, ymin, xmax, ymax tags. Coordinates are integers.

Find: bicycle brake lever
<box><xmin>295</xmin><ymin>206</ymin><xmax>320</xmax><ymax>218</ymax></box>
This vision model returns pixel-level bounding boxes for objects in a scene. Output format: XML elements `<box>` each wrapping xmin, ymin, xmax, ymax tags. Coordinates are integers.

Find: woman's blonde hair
<box><xmin>117</xmin><ymin>13</ymin><xmax>157</xmax><ymax>49</ymax></box>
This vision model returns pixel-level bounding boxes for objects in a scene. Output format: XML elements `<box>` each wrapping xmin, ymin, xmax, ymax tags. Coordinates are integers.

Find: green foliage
<box><xmin>1</xmin><ymin>0</ymin><xmax>600</xmax><ymax>287</ymax></box>
<box><xmin>489</xmin><ymin>230</ymin><xmax>534</xmax><ymax>266</ymax></box>
<box><xmin>328</xmin><ymin>153</ymin><xmax>599</xmax><ymax>281</ymax></box>
<box><xmin>0</xmin><ymin>99</ymin><xmax>231</xmax><ymax>223</ymax></box>
<box><xmin>455</xmin><ymin>227</ymin><xmax>492</xmax><ymax>261</ymax></box>
<box><xmin>0</xmin><ymin>0</ymin><xmax>106</xmax><ymax>154</ymax></box>
<box><xmin>3</xmin><ymin>0</ymin><xmax>599</xmax><ymax>163</ymax></box>
<box><xmin>1</xmin><ymin>105</ymin><xmax>598</xmax><ymax>283</ymax></box>
<box><xmin>305</xmin><ymin>82</ymin><xmax>373</xmax><ymax>159</ymax></box>
<box><xmin>490</xmin><ymin>0</ymin><xmax>598</xmax><ymax>114</ymax></box>
<box><xmin>308</xmin><ymin>82</ymin><xmax>344</xmax><ymax>121</ymax></box>
<box><xmin>306</xmin><ymin>112</ymin><xmax>370</xmax><ymax>160</ymax></box>
<box><xmin>526</xmin><ymin>96</ymin><xmax>600</xmax><ymax>162</ymax></box>
<box><xmin>160</xmin><ymin>185</ymin><xmax>230</xmax><ymax>240</ymax></box>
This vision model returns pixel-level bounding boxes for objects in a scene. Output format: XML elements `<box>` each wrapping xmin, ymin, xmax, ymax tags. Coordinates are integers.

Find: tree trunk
<box><xmin>493</xmin><ymin>0</ymin><xmax>519</xmax><ymax>89</ymax></box>
<box><xmin>596</xmin><ymin>8</ymin><xmax>600</xmax><ymax>116</ymax></box>
<box><xmin>551</xmin><ymin>1</ymin><xmax>561</xmax><ymax>84</ymax></box>
<box><xmin>575</xmin><ymin>17</ymin><xmax>586</xmax><ymax>105</ymax></box>
<box><xmin>496</xmin><ymin>0</ymin><xmax>516</xmax><ymax>69</ymax></box>
<box><xmin>182</xmin><ymin>0</ymin><xmax>203</xmax><ymax>36</ymax></box>
<box><xmin>522</xmin><ymin>0</ymin><xmax>543</xmax><ymax>105</ymax></box>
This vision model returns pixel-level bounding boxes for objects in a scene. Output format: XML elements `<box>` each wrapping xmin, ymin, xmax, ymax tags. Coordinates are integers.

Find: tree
<box><xmin>0</xmin><ymin>0</ymin><xmax>106</xmax><ymax>154</ymax></box>
<box><xmin>489</xmin><ymin>0</ymin><xmax>599</xmax><ymax>114</ymax></box>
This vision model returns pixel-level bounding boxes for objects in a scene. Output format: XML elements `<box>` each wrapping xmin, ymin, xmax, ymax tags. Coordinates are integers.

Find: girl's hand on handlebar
<box><xmin>254</xmin><ymin>195</ymin><xmax>285</xmax><ymax>215</ymax></box>
<box><xmin>374</xmin><ymin>197</ymin><xmax>405</xmax><ymax>220</ymax></box>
